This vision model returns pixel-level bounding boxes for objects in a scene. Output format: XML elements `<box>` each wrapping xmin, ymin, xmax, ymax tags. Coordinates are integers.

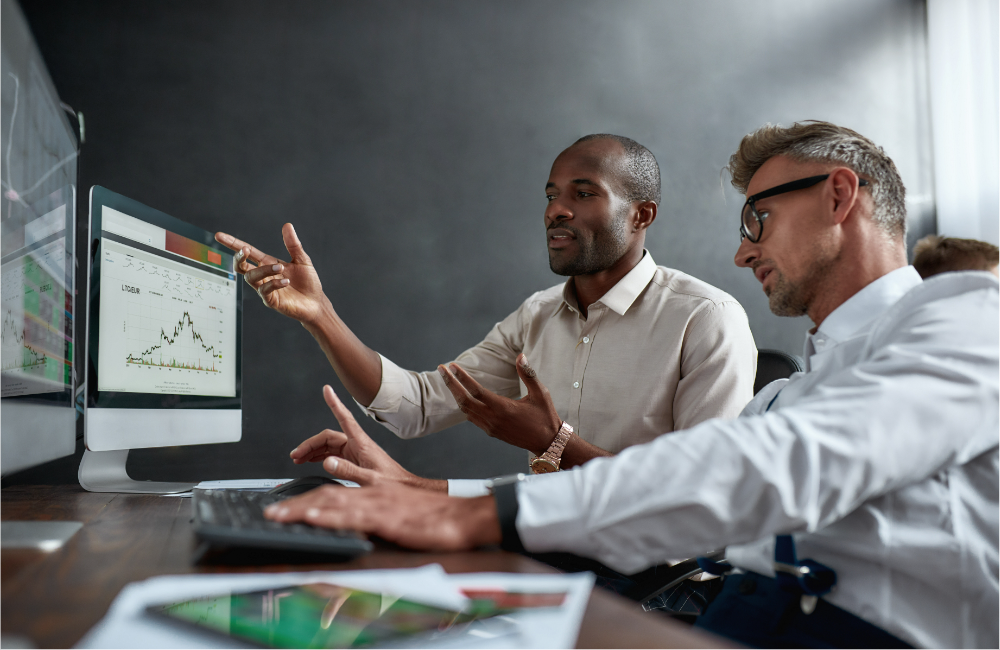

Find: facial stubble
<box><xmin>764</xmin><ymin>240</ymin><xmax>838</xmax><ymax>318</ymax></box>
<box><xmin>548</xmin><ymin>205</ymin><xmax>630</xmax><ymax>277</ymax></box>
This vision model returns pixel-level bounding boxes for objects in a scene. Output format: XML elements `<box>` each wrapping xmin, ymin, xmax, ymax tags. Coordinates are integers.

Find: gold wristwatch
<box><xmin>529</xmin><ymin>421</ymin><xmax>574</xmax><ymax>474</ymax></box>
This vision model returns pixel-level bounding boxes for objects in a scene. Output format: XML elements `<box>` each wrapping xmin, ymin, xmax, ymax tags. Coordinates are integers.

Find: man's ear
<box><xmin>828</xmin><ymin>167</ymin><xmax>862</xmax><ymax>226</ymax></box>
<box><xmin>633</xmin><ymin>201</ymin><xmax>657</xmax><ymax>232</ymax></box>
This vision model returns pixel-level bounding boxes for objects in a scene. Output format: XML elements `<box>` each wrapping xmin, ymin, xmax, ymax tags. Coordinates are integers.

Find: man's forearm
<box><xmin>560</xmin><ymin>436</ymin><xmax>613</xmax><ymax>469</ymax></box>
<box><xmin>302</xmin><ymin>300</ymin><xmax>384</xmax><ymax>406</ymax></box>
<box><xmin>404</xmin><ymin>476</ymin><xmax>450</xmax><ymax>493</ymax></box>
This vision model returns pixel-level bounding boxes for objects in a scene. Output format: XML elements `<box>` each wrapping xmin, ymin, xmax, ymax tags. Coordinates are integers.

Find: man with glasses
<box><xmin>216</xmin><ymin>134</ymin><xmax>756</xmax><ymax>490</ymax></box>
<box><xmin>266</xmin><ymin>121</ymin><xmax>998</xmax><ymax>648</ymax></box>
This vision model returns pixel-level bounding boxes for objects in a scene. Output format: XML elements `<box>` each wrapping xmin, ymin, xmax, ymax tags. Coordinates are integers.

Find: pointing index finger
<box><xmin>214</xmin><ymin>232</ymin><xmax>281</xmax><ymax>266</ymax></box>
<box><xmin>323</xmin><ymin>385</ymin><xmax>368</xmax><ymax>438</ymax></box>
<box><xmin>215</xmin><ymin>232</ymin><xmax>236</xmax><ymax>247</ymax></box>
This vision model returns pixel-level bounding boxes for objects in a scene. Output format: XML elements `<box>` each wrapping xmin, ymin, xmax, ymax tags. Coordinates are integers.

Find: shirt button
<box><xmin>582</xmin><ymin>336</ymin><xmax>590</xmax><ymax>343</ymax></box>
<box><xmin>572</xmin><ymin>381</ymin><xmax>580</xmax><ymax>389</ymax></box>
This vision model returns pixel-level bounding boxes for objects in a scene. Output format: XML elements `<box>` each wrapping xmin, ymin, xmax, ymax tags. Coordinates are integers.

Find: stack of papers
<box><xmin>77</xmin><ymin>564</ymin><xmax>594</xmax><ymax>649</ymax></box>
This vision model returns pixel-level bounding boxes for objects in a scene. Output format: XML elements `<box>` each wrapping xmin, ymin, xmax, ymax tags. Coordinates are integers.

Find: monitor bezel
<box><xmin>85</xmin><ymin>185</ymin><xmax>243</xmax><ymax>411</ymax></box>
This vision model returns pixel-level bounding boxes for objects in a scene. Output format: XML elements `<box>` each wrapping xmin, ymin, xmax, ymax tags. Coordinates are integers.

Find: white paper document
<box><xmin>76</xmin><ymin>564</ymin><xmax>594</xmax><ymax>649</ymax></box>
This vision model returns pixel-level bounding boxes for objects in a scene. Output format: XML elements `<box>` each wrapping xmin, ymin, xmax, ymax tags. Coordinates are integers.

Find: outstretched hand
<box><xmin>215</xmin><ymin>223</ymin><xmax>329</xmax><ymax>326</ymax></box>
<box><xmin>290</xmin><ymin>385</ymin><xmax>446</xmax><ymax>492</ymax></box>
<box><xmin>437</xmin><ymin>354</ymin><xmax>562</xmax><ymax>456</ymax></box>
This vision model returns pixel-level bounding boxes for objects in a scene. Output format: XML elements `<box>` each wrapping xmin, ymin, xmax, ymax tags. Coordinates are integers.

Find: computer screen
<box><xmin>2</xmin><ymin>187</ymin><xmax>75</xmax><ymax>400</ymax></box>
<box><xmin>1</xmin><ymin>0</ymin><xmax>79</xmax><ymax>477</ymax></box>
<box><xmin>84</xmin><ymin>186</ymin><xmax>242</xmax><ymax>460</ymax></box>
<box><xmin>1</xmin><ymin>187</ymin><xmax>76</xmax><ymax>474</ymax></box>
<box><xmin>95</xmin><ymin>204</ymin><xmax>237</xmax><ymax>399</ymax></box>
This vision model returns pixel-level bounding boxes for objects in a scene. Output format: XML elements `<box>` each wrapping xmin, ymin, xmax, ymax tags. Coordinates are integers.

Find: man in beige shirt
<box><xmin>215</xmin><ymin>134</ymin><xmax>757</xmax><ymax>493</ymax></box>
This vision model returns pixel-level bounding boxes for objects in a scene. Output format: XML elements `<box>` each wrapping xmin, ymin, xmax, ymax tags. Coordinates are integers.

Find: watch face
<box><xmin>530</xmin><ymin>458</ymin><xmax>559</xmax><ymax>474</ymax></box>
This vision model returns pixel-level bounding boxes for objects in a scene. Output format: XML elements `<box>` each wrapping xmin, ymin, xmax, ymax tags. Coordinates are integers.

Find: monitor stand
<box><xmin>78</xmin><ymin>449</ymin><xmax>195</xmax><ymax>494</ymax></box>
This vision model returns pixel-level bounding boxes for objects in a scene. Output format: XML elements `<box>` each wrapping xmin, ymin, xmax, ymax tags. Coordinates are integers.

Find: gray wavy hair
<box><xmin>727</xmin><ymin>121</ymin><xmax>907</xmax><ymax>238</ymax></box>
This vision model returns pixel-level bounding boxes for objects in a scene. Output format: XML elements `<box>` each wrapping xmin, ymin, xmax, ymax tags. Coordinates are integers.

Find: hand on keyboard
<box><xmin>193</xmin><ymin>488</ymin><xmax>373</xmax><ymax>558</ymax></box>
<box><xmin>263</xmin><ymin>482</ymin><xmax>502</xmax><ymax>552</ymax></box>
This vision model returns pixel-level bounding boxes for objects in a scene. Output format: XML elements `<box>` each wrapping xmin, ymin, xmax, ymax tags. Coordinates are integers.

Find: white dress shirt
<box><xmin>356</xmin><ymin>252</ymin><xmax>757</xmax><ymax>492</ymax></box>
<box><xmin>514</xmin><ymin>267</ymin><xmax>999</xmax><ymax>648</ymax></box>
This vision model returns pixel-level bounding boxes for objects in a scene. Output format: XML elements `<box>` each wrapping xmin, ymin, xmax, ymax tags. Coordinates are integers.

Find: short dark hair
<box><xmin>573</xmin><ymin>134</ymin><xmax>661</xmax><ymax>205</ymax></box>
<box><xmin>912</xmin><ymin>235</ymin><xmax>999</xmax><ymax>278</ymax></box>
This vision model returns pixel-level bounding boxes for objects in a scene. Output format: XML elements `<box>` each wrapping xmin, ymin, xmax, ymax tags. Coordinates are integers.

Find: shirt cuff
<box><xmin>447</xmin><ymin>479</ymin><xmax>491</xmax><ymax>498</ymax></box>
<box><xmin>514</xmin><ymin>471</ymin><xmax>589</xmax><ymax>554</ymax></box>
<box><xmin>356</xmin><ymin>354</ymin><xmax>406</xmax><ymax>418</ymax></box>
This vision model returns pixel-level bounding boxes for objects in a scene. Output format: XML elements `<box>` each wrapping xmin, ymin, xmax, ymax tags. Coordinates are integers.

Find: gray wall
<box><xmin>17</xmin><ymin>0</ymin><xmax>935</xmax><ymax>483</ymax></box>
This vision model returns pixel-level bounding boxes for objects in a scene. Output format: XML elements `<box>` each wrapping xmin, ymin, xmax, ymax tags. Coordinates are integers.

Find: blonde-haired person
<box><xmin>912</xmin><ymin>234</ymin><xmax>999</xmax><ymax>278</ymax></box>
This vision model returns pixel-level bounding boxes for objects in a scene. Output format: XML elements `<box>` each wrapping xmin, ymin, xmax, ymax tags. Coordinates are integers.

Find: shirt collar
<box><xmin>560</xmin><ymin>250</ymin><xmax>657</xmax><ymax>316</ymax></box>
<box><xmin>805</xmin><ymin>265</ymin><xmax>922</xmax><ymax>353</ymax></box>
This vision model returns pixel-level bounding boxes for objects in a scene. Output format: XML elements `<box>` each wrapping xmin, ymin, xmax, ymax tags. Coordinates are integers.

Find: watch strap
<box><xmin>492</xmin><ymin>480</ymin><xmax>525</xmax><ymax>553</ymax></box>
<box><xmin>535</xmin><ymin>421</ymin><xmax>574</xmax><ymax>469</ymax></box>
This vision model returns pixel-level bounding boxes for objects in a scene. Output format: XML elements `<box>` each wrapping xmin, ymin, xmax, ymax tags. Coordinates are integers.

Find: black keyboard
<box><xmin>192</xmin><ymin>489</ymin><xmax>373</xmax><ymax>558</ymax></box>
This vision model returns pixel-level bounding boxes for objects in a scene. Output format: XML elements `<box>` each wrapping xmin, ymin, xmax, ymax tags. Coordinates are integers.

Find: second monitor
<box><xmin>80</xmin><ymin>186</ymin><xmax>243</xmax><ymax>493</ymax></box>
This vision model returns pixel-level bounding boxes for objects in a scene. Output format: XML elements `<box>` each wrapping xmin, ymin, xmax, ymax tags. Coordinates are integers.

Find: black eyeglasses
<box><xmin>740</xmin><ymin>174</ymin><xmax>869</xmax><ymax>242</ymax></box>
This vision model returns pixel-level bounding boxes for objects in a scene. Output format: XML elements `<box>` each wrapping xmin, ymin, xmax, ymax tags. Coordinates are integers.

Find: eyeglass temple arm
<box><xmin>748</xmin><ymin>175</ymin><xmax>869</xmax><ymax>204</ymax></box>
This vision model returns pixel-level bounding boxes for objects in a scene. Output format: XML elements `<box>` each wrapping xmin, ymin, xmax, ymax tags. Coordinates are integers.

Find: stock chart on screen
<box><xmin>1</xmin><ymin>202</ymin><xmax>73</xmax><ymax>398</ymax></box>
<box><xmin>96</xmin><ymin>208</ymin><xmax>237</xmax><ymax>397</ymax></box>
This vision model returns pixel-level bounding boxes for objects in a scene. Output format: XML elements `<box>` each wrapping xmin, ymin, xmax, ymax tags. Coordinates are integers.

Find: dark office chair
<box><xmin>634</xmin><ymin>349</ymin><xmax>805</xmax><ymax>618</ymax></box>
<box><xmin>754</xmin><ymin>349</ymin><xmax>804</xmax><ymax>394</ymax></box>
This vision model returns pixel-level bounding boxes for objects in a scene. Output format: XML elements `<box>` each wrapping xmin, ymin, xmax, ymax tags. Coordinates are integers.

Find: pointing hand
<box><xmin>290</xmin><ymin>385</ymin><xmax>447</xmax><ymax>493</ymax></box>
<box><xmin>215</xmin><ymin>224</ymin><xmax>329</xmax><ymax>326</ymax></box>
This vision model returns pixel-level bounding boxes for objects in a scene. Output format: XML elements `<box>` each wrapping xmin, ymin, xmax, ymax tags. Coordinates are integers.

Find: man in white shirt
<box><xmin>215</xmin><ymin>134</ymin><xmax>756</xmax><ymax>492</ymax></box>
<box><xmin>265</xmin><ymin>121</ymin><xmax>999</xmax><ymax>648</ymax></box>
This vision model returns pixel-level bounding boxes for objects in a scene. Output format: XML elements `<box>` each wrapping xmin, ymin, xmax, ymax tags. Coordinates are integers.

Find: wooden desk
<box><xmin>2</xmin><ymin>485</ymin><xmax>728</xmax><ymax>648</ymax></box>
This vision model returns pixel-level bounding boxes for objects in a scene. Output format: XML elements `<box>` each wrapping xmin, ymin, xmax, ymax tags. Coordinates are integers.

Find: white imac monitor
<box><xmin>80</xmin><ymin>186</ymin><xmax>243</xmax><ymax>493</ymax></box>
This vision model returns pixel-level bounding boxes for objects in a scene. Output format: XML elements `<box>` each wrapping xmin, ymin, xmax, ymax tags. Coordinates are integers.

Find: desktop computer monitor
<box><xmin>81</xmin><ymin>186</ymin><xmax>243</xmax><ymax>493</ymax></box>
<box><xmin>2</xmin><ymin>0</ymin><xmax>84</xmax><ymax>551</ymax></box>
<box><xmin>1</xmin><ymin>186</ymin><xmax>77</xmax><ymax>475</ymax></box>
<box><xmin>1</xmin><ymin>0</ymin><xmax>80</xmax><ymax>479</ymax></box>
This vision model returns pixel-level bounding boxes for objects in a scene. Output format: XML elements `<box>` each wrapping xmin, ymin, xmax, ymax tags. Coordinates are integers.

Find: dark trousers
<box><xmin>695</xmin><ymin>572</ymin><xmax>914</xmax><ymax>649</ymax></box>
<box><xmin>525</xmin><ymin>551</ymin><xmax>721</xmax><ymax>618</ymax></box>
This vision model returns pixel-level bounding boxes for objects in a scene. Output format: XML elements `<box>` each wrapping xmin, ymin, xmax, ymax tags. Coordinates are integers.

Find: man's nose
<box><xmin>544</xmin><ymin>200</ymin><xmax>572</xmax><ymax>225</ymax></box>
<box><xmin>734</xmin><ymin>237</ymin><xmax>758</xmax><ymax>268</ymax></box>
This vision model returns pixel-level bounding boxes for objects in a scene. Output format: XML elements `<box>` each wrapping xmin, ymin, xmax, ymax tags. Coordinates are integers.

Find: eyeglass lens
<box><xmin>741</xmin><ymin>202</ymin><xmax>761</xmax><ymax>241</ymax></box>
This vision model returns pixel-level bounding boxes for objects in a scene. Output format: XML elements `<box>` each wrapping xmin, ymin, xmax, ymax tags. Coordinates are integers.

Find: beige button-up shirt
<box><xmin>360</xmin><ymin>252</ymin><xmax>757</xmax><ymax>458</ymax></box>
